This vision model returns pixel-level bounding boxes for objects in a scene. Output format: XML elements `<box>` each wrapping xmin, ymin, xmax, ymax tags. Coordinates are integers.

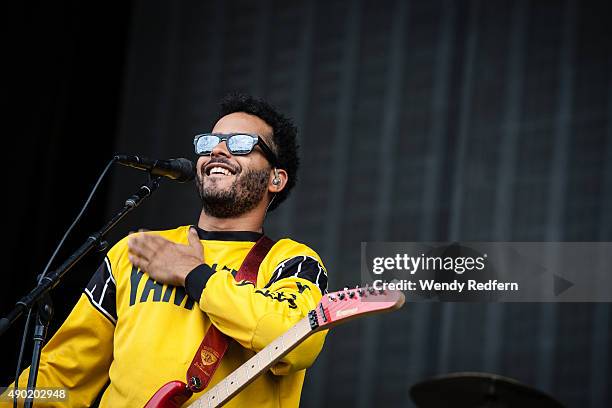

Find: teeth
<box><xmin>209</xmin><ymin>166</ymin><xmax>232</xmax><ymax>176</ymax></box>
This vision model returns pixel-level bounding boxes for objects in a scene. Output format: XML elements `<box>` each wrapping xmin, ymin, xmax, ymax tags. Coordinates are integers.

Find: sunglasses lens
<box><xmin>195</xmin><ymin>135</ymin><xmax>221</xmax><ymax>155</ymax></box>
<box><xmin>228</xmin><ymin>134</ymin><xmax>257</xmax><ymax>155</ymax></box>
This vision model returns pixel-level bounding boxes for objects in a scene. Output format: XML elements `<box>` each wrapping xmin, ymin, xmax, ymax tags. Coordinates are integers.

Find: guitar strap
<box><xmin>186</xmin><ymin>235</ymin><xmax>276</xmax><ymax>392</ymax></box>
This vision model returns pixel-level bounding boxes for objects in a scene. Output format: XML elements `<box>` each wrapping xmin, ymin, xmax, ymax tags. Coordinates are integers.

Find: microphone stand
<box><xmin>0</xmin><ymin>175</ymin><xmax>161</xmax><ymax>407</ymax></box>
<box><xmin>23</xmin><ymin>292</ymin><xmax>52</xmax><ymax>408</ymax></box>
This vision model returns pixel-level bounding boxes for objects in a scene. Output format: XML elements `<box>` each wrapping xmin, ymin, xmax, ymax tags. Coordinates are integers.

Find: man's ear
<box><xmin>269</xmin><ymin>168</ymin><xmax>288</xmax><ymax>193</ymax></box>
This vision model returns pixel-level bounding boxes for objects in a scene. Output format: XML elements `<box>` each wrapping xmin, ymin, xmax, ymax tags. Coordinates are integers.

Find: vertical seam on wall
<box><xmin>483</xmin><ymin>0</ymin><xmax>528</xmax><ymax>374</ymax></box>
<box><xmin>277</xmin><ymin>0</ymin><xmax>316</xmax><ymax>237</ymax></box>
<box><xmin>537</xmin><ymin>0</ymin><xmax>576</xmax><ymax>393</ymax></box>
<box><xmin>438</xmin><ymin>0</ymin><xmax>481</xmax><ymax>375</ymax></box>
<box><xmin>323</xmin><ymin>0</ymin><xmax>363</xmax><ymax>288</ymax></box>
<box><xmin>357</xmin><ymin>1</ymin><xmax>408</xmax><ymax>407</ymax></box>
<box><xmin>420</xmin><ymin>0</ymin><xmax>455</xmax><ymax>241</ymax></box>
<box><xmin>448</xmin><ymin>0</ymin><xmax>481</xmax><ymax>241</ymax></box>
<box><xmin>251</xmin><ymin>0</ymin><xmax>271</xmax><ymax>97</ymax></box>
<box><xmin>408</xmin><ymin>3</ymin><xmax>455</xmax><ymax>396</ymax></box>
<box><xmin>589</xmin><ymin>32</ymin><xmax>612</xmax><ymax>408</ymax></box>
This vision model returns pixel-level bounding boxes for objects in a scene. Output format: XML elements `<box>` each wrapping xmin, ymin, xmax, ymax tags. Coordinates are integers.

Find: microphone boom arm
<box><xmin>0</xmin><ymin>176</ymin><xmax>161</xmax><ymax>336</ymax></box>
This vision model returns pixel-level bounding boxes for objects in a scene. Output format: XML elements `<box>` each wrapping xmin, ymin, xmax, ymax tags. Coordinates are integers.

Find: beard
<box><xmin>196</xmin><ymin>166</ymin><xmax>269</xmax><ymax>218</ymax></box>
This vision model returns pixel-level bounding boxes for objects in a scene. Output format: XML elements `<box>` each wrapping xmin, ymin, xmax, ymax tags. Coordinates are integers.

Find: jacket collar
<box><xmin>193</xmin><ymin>225</ymin><xmax>263</xmax><ymax>242</ymax></box>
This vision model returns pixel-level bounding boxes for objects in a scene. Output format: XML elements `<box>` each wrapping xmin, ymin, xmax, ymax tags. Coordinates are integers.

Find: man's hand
<box><xmin>127</xmin><ymin>227</ymin><xmax>204</xmax><ymax>287</ymax></box>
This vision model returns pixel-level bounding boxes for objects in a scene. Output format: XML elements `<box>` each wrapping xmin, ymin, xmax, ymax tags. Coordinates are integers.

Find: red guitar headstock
<box><xmin>310</xmin><ymin>286</ymin><xmax>405</xmax><ymax>331</ymax></box>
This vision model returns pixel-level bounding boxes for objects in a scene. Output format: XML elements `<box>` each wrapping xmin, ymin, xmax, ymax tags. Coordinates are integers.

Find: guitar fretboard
<box><xmin>188</xmin><ymin>317</ymin><xmax>313</xmax><ymax>408</ymax></box>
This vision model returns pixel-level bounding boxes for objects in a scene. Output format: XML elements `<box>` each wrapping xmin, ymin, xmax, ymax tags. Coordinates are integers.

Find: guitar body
<box><xmin>144</xmin><ymin>381</ymin><xmax>193</xmax><ymax>408</ymax></box>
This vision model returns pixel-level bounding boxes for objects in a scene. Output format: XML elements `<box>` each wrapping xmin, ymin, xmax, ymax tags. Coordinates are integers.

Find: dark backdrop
<box><xmin>2</xmin><ymin>0</ymin><xmax>132</xmax><ymax>389</ymax></box>
<box><xmin>3</xmin><ymin>1</ymin><xmax>611</xmax><ymax>407</ymax></box>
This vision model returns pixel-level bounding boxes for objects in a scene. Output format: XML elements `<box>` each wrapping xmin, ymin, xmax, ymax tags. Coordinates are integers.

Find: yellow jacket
<box><xmin>11</xmin><ymin>226</ymin><xmax>328</xmax><ymax>407</ymax></box>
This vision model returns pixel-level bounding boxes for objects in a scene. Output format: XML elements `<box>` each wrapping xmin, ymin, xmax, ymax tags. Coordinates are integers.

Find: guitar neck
<box><xmin>180</xmin><ymin>287</ymin><xmax>405</xmax><ymax>408</ymax></box>
<box><xmin>187</xmin><ymin>315</ymin><xmax>315</xmax><ymax>408</ymax></box>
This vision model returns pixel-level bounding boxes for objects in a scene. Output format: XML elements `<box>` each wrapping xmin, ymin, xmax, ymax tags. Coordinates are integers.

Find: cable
<box><xmin>13</xmin><ymin>158</ymin><xmax>116</xmax><ymax>406</ymax></box>
<box><xmin>39</xmin><ymin>158</ymin><xmax>116</xmax><ymax>281</ymax></box>
<box><xmin>13</xmin><ymin>310</ymin><xmax>31</xmax><ymax>408</ymax></box>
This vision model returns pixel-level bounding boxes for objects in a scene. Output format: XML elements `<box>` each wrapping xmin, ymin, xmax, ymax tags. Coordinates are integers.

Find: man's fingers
<box><xmin>128</xmin><ymin>228</ymin><xmax>150</xmax><ymax>235</ymax></box>
<box><xmin>128</xmin><ymin>236</ymin><xmax>157</xmax><ymax>260</ymax></box>
<box><xmin>138</xmin><ymin>233</ymin><xmax>173</xmax><ymax>248</ymax></box>
<box><xmin>128</xmin><ymin>253</ymin><xmax>148</xmax><ymax>271</ymax></box>
<box><xmin>147</xmin><ymin>234</ymin><xmax>171</xmax><ymax>246</ymax></box>
<box><xmin>188</xmin><ymin>227</ymin><xmax>203</xmax><ymax>250</ymax></box>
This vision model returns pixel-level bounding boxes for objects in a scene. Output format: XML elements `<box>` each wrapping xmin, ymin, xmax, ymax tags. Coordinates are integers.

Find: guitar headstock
<box><xmin>309</xmin><ymin>286</ymin><xmax>405</xmax><ymax>331</ymax></box>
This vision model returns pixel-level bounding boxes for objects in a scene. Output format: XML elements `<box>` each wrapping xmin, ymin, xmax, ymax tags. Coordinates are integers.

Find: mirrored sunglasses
<box><xmin>193</xmin><ymin>133</ymin><xmax>277</xmax><ymax>165</ymax></box>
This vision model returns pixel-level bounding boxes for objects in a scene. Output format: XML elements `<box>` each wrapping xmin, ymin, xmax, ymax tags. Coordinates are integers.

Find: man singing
<box><xmin>13</xmin><ymin>93</ymin><xmax>328</xmax><ymax>407</ymax></box>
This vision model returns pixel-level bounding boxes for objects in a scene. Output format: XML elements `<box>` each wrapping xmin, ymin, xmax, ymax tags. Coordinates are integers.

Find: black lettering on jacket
<box><xmin>140</xmin><ymin>278</ymin><xmax>163</xmax><ymax>302</ymax></box>
<box><xmin>129</xmin><ymin>266</ymin><xmax>194</xmax><ymax>309</ymax></box>
<box><xmin>255</xmin><ymin>289</ymin><xmax>298</xmax><ymax>309</ymax></box>
<box><xmin>172</xmin><ymin>286</ymin><xmax>195</xmax><ymax>309</ymax></box>
<box><xmin>296</xmin><ymin>281</ymin><xmax>311</xmax><ymax>294</ymax></box>
<box><xmin>129</xmin><ymin>266</ymin><xmax>144</xmax><ymax>306</ymax></box>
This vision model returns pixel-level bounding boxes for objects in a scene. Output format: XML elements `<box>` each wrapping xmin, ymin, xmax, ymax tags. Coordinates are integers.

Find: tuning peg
<box><xmin>338</xmin><ymin>292</ymin><xmax>346</xmax><ymax>300</ymax></box>
<box><xmin>349</xmin><ymin>291</ymin><xmax>356</xmax><ymax>299</ymax></box>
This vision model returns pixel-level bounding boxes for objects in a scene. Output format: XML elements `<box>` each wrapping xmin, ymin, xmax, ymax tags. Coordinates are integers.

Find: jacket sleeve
<box><xmin>9</xmin><ymin>259</ymin><xmax>116</xmax><ymax>407</ymax></box>
<box><xmin>185</xmin><ymin>250</ymin><xmax>329</xmax><ymax>376</ymax></box>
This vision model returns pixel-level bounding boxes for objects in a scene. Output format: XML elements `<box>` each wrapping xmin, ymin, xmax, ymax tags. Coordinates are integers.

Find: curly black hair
<box><xmin>216</xmin><ymin>93</ymin><xmax>299</xmax><ymax>212</ymax></box>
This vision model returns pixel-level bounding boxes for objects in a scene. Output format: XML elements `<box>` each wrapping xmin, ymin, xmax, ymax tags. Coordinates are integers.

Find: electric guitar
<box><xmin>144</xmin><ymin>286</ymin><xmax>405</xmax><ymax>408</ymax></box>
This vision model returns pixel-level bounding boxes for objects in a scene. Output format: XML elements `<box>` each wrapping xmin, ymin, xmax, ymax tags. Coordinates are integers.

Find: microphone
<box><xmin>114</xmin><ymin>154</ymin><xmax>195</xmax><ymax>182</ymax></box>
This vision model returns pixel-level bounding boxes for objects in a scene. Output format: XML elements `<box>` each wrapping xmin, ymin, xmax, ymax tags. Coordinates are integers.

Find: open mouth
<box><xmin>204</xmin><ymin>163</ymin><xmax>237</xmax><ymax>177</ymax></box>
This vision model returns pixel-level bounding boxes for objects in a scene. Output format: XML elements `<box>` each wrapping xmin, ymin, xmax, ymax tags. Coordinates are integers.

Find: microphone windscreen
<box><xmin>172</xmin><ymin>158</ymin><xmax>196</xmax><ymax>182</ymax></box>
